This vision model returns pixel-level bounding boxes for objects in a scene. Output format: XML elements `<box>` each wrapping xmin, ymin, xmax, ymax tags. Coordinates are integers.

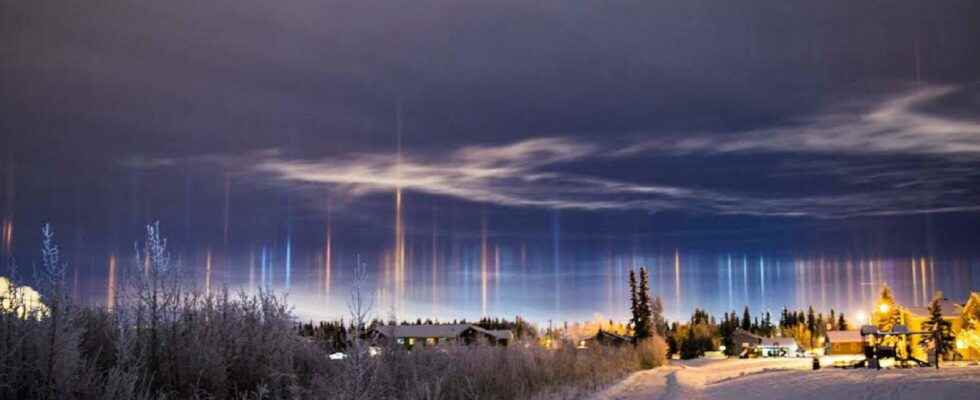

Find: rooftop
<box><xmin>826</xmin><ymin>330</ymin><xmax>864</xmax><ymax>343</ymax></box>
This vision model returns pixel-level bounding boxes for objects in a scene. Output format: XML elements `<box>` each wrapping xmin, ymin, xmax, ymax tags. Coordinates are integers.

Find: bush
<box><xmin>0</xmin><ymin>224</ymin><xmax>664</xmax><ymax>399</ymax></box>
<box><xmin>635</xmin><ymin>336</ymin><xmax>668</xmax><ymax>369</ymax></box>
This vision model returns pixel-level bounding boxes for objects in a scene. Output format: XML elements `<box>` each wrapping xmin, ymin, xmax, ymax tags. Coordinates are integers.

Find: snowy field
<box><xmin>594</xmin><ymin>358</ymin><xmax>980</xmax><ymax>400</ymax></box>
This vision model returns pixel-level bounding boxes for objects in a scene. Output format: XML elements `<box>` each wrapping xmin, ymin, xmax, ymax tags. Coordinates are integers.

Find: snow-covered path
<box><xmin>595</xmin><ymin>358</ymin><xmax>980</xmax><ymax>400</ymax></box>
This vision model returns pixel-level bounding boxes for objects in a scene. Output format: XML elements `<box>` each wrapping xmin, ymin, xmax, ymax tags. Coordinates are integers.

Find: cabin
<box><xmin>582</xmin><ymin>330</ymin><xmax>632</xmax><ymax>348</ymax></box>
<box><xmin>731</xmin><ymin>328</ymin><xmax>761</xmax><ymax>356</ymax></box>
<box><xmin>369</xmin><ymin>324</ymin><xmax>511</xmax><ymax>349</ymax></box>
<box><xmin>825</xmin><ymin>330</ymin><xmax>864</xmax><ymax>355</ymax></box>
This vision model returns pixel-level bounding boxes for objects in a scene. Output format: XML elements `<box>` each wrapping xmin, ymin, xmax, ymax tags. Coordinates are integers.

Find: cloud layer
<box><xmin>251</xmin><ymin>86</ymin><xmax>980</xmax><ymax>219</ymax></box>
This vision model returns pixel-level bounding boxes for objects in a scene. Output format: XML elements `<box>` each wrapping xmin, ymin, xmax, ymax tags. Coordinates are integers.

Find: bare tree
<box><xmin>117</xmin><ymin>222</ymin><xmax>183</xmax><ymax>388</ymax></box>
<box><xmin>37</xmin><ymin>223</ymin><xmax>78</xmax><ymax>398</ymax></box>
<box><xmin>341</xmin><ymin>254</ymin><xmax>377</xmax><ymax>400</ymax></box>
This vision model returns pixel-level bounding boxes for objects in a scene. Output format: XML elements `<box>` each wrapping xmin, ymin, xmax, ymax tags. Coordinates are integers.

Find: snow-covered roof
<box><xmin>485</xmin><ymin>329</ymin><xmax>513</xmax><ymax>340</ymax></box>
<box><xmin>372</xmin><ymin>323</ymin><xmax>512</xmax><ymax>340</ymax></box>
<box><xmin>373</xmin><ymin>324</ymin><xmax>474</xmax><ymax>338</ymax></box>
<box><xmin>759</xmin><ymin>337</ymin><xmax>797</xmax><ymax>348</ymax></box>
<box><xmin>733</xmin><ymin>328</ymin><xmax>763</xmax><ymax>342</ymax></box>
<box><xmin>826</xmin><ymin>330</ymin><xmax>863</xmax><ymax>343</ymax></box>
<box><xmin>591</xmin><ymin>330</ymin><xmax>632</xmax><ymax>342</ymax></box>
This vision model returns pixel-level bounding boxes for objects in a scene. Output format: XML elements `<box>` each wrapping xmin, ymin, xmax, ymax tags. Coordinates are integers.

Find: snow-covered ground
<box><xmin>595</xmin><ymin>358</ymin><xmax>980</xmax><ymax>400</ymax></box>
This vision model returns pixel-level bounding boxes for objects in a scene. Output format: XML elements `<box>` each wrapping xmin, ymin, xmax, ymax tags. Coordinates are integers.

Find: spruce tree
<box><xmin>875</xmin><ymin>285</ymin><xmax>903</xmax><ymax>330</ymax></box>
<box><xmin>806</xmin><ymin>306</ymin><xmax>817</xmax><ymax>348</ymax></box>
<box><xmin>634</xmin><ymin>267</ymin><xmax>654</xmax><ymax>340</ymax></box>
<box><xmin>762</xmin><ymin>312</ymin><xmax>773</xmax><ymax>337</ymax></box>
<box><xmin>837</xmin><ymin>314</ymin><xmax>848</xmax><ymax>331</ymax></box>
<box><xmin>921</xmin><ymin>292</ymin><xmax>955</xmax><ymax>364</ymax></box>
<box><xmin>628</xmin><ymin>269</ymin><xmax>641</xmax><ymax>338</ymax></box>
<box><xmin>741</xmin><ymin>306</ymin><xmax>752</xmax><ymax>331</ymax></box>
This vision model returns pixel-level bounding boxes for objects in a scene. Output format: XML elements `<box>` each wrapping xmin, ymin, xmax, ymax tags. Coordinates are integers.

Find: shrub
<box><xmin>635</xmin><ymin>336</ymin><xmax>668</xmax><ymax>369</ymax></box>
<box><xmin>0</xmin><ymin>223</ymin><xmax>663</xmax><ymax>399</ymax></box>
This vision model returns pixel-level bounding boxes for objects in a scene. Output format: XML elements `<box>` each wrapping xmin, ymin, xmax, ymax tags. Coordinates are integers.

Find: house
<box><xmin>954</xmin><ymin>292</ymin><xmax>980</xmax><ymax>360</ymax></box>
<box><xmin>582</xmin><ymin>330</ymin><xmax>632</xmax><ymax>348</ymax></box>
<box><xmin>486</xmin><ymin>329</ymin><xmax>514</xmax><ymax>345</ymax></box>
<box><xmin>732</xmin><ymin>328</ymin><xmax>798</xmax><ymax>357</ymax></box>
<box><xmin>825</xmin><ymin>330</ymin><xmax>864</xmax><ymax>355</ymax></box>
<box><xmin>873</xmin><ymin>292</ymin><xmax>980</xmax><ymax>361</ymax></box>
<box><xmin>369</xmin><ymin>324</ymin><xmax>511</xmax><ymax>348</ymax></box>
<box><xmin>758</xmin><ymin>336</ymin><xmax>799</xmax><ymax>357</ymax></box>
<box><xmin>731</xmin><ymin>328</ymin><xmax>761</xmax><ymax>355</ymax></box>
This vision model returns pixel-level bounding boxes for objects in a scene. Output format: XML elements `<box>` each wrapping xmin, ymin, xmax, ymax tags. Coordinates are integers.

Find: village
<box><xmin>301</xmin><ymin>269</ymin><xmax>980</xmax><ymax>369</ymax></box>
<box><xmin>292</xmin><ymin>268</ymin><xmax>980</xmax><ymax>399</ymax></box>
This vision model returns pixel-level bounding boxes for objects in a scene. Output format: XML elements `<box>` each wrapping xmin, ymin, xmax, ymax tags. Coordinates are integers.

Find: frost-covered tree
<box><xmin>118</xmin><ymin>222</ymin><xmax>183</xmax><ymax>386</ymax></box>
<box><xmin>651</xmin><ymin>295</ymin><xmax>667</xmax><ymax>337</ymax></box>
<box><xmin>339</xmin><ymin>255</ymin><xmax>378</xmax><ymax>400</ymax></box>
<box><xmin>36</xmin><ymin>224</ymin><xmax>81</xmax><ymax>398</ymax></box>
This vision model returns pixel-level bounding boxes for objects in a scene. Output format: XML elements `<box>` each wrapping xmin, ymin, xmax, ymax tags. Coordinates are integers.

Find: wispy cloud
<box><xmin>256</xmin><ymin>137</ymin><xmax>699</xmax><ymax>211</ymax></box>
<box><xmin>134</xmin><ymin>85</ymin><xmax>980</xmax><ymax>219</ymax></box>
<box><xmin>618</xmin><ymin>85</ymin><xmax>980</xmax><ymax>157</ymax></box>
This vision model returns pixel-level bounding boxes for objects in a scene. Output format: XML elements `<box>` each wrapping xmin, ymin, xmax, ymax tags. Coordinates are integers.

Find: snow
<box><xmin>595</xmin><ymin>358</ymin><xmax>980</xmax><ymax>400</ymax></box>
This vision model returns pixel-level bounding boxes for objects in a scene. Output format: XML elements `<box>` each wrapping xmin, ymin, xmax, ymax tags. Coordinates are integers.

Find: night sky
<box><xmin>2</xmin><ymin>1</ymin><xmax>979</xmax><ymax>321</ymax></box>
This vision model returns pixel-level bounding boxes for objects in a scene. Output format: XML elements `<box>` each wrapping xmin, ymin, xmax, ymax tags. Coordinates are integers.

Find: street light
<box><xmin>878</xmin><ymin>303</ymin><xmax>890</xmax><ymax>314</ymax></box>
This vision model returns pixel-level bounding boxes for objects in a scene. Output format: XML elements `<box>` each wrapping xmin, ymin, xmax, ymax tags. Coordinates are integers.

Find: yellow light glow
<box><xmin>956</xmin><ymin>339</ymin><xmax>966</xmax><ymax>350</ymax></box>
<box><xmin>878</xmin><ymin>303</ymin><xmax>890</xmax><ymax>314</ymax></box>
<box><xmin>0</xmin><ymin>277</ymin><xmax>47</xmax><ymax>318</ymax></box>
<box><xmin>855</xmin><ymin>311</ymin><xmax>867</xmax><ymax>324</ymax></box>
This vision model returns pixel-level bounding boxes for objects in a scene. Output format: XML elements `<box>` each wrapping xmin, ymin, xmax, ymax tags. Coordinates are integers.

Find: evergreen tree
<box><xmin>762</xmin><ymin>312</ymin><xmax>773</xmax><ymax>337</ymax></box>
<box><xmin>741</xmin><ymin>306</ymin><xmax>752</xmax><ymax>331</ymax></box>
<box><xmin>806</xmin><ymin>306</ymin><xmax>817</xmax><ymax>348</ymax></box>
<box><xmin>634</xmin><ymin>268</ymin><xmax>654</xmax><ymax>340</ymax></box>
<box><xmin>837</xmin><ymin>314</ymin><xmax>848</xmax><ymax>331</ymax></box>
<box><xmin>720</xmin><ymin>312</ymin><xmax>737</xmax><ymax>356</ymax></box>
<box><xmin>829</xmin><ymin>309</ymin><xmax>837</xmax><ymax>331</ymax></box>
<box><xmin>921</xmin><ymin>292</ymin><xmax>956</xmax><ymax>364</ymax></box>
<box><xmin>875</xmin><ymin>285</ymin><xmax>903</xmax><ymax>331</ymax></box>
<box><xmin>628</xmin><ymin>269</ymin><xmax>639</xmax><ymax>335</ymax></box>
